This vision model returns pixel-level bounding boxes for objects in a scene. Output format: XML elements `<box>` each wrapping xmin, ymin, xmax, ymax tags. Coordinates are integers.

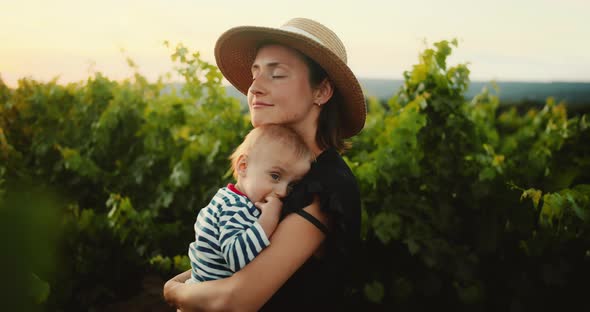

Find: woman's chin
<box><xmin>251</xmin><ymin>117</ymin><xmax>277</xmax><ymax>128</ymax></box>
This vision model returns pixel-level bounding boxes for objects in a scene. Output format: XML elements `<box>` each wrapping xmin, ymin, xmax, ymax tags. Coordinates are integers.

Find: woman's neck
<box><xmin>290</xmin><ymin>116</ymin><xmax>324</xmax><ymax>157</ymax></box>
<box><xmin>304</xmin><ymin>134</ymin><xmax>323</xmax><ymax>158</ymax></box>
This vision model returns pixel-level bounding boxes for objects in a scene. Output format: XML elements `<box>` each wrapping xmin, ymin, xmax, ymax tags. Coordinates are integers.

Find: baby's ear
<box><xmin>237</xmin><ymin>154</ymin><xmax>248</xmax><ymax>177</ymax></box>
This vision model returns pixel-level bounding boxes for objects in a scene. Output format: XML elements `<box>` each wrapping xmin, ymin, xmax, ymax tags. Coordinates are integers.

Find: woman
<box><xmin>164</xmin><ymin>17</ymin><xmax>366</xmax><ymax>311</ymax></box>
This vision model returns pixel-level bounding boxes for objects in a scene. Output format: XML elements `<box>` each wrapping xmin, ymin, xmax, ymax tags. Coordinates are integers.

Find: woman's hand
<box><xmin>163</xmin><ymin>269</ymin><xmax>233</xmax><ymax>311</ymax></box>
<box><xmin>163</xmin><ymin>270</ymin><xmax>190</xmax><ymax>308</ymax></box>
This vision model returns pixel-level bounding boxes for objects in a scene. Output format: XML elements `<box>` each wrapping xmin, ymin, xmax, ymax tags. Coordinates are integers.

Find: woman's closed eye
<box><xmin>271</xmin><ymin>69</ymin><xmax>287</xmax><ymax>79</ymax></box>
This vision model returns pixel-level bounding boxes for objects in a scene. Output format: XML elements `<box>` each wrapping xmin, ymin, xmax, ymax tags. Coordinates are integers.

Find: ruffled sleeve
<box><xmin>282</xmin><ymin>148</ymin><xmax>361</xmax><ymax>261</ymax></box>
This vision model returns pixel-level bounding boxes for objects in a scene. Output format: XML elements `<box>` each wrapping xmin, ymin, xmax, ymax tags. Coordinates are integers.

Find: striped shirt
<box><xmin>187</xmin><ymin>185</ymin><xmax>270</xmax><ymax>283</ymax></box>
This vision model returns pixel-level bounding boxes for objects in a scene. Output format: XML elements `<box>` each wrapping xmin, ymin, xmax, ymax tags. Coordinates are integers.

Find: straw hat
<box><xmin>215</xmin><ymin>18</ymin><xmax>366</xmax><ymax>138</ymax></box>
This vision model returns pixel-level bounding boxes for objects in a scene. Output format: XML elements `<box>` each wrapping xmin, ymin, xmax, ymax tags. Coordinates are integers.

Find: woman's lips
<box><xmin>252</xmin><ymin>101</ymin><xmax>273</xmax><ymax>108</ymax></box>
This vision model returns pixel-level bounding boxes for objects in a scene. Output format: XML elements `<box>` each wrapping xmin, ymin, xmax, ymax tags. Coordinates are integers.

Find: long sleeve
<box><xmin>189</xmin><ymin>187</ymin><xmax>272</xmax><ymax>282</ymax></box>
<box><xmin>218</xmin><ymin>204</ymin><xmax>270</xmax><ymax>272</ymax></box>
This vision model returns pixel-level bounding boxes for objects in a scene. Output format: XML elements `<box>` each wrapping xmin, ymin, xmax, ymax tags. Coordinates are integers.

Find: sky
<box><xmin>1</xmin><ymin>0</ymin><xmax>589</xmax><ymax>87</ymax></box>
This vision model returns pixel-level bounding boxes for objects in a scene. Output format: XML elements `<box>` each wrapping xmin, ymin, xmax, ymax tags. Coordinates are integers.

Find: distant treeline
<box><xmin>225</xmin><ymin>79</ymin><xmax>590</xmax><ymax>114</ymax></box>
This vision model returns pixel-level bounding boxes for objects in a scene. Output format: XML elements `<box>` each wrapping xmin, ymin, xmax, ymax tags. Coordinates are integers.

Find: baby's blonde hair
<box><xmin>230</xmin><ymin>125</ymin><xmax>313</xmax><ymax>179</ymax></box>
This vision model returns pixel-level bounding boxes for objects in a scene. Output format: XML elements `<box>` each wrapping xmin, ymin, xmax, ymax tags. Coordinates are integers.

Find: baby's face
<box><xmin>238</xmin><ymin>141</ymin><xmax>311</xmax><ymax>204</ymax></box>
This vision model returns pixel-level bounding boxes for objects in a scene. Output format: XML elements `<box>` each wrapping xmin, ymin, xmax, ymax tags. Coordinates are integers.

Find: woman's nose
<box><xmin>249</xmin><ymin>74</ymin><xmax>267</xmax><ymax>96</ymax></box>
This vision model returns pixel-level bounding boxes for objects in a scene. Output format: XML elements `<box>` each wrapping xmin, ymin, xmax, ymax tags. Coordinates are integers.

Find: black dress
<box><xmin>260</xmin><ymin>148</ymin><xmax>362</xmax><ymax>311</ymax></box>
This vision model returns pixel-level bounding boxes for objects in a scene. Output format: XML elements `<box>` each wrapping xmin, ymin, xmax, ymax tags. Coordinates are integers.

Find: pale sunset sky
<box><xmin>1</xmin><ymin>0</ymin><xmax>589</xmax><ymax>87</ymax></box>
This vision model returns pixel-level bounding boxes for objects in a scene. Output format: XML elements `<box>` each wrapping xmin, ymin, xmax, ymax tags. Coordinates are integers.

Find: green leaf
<box><xmin>405</xmin><ymin>238</ymin><xmax>421</xmax><ymax>255</ymax></box>
<box><xmin>364</xmin><ymin>280</ymin><xmax>385</xmax><ymax>304</ymax></box>
<box><xmin>521</xmin><ymin>188</ymin><xmax>543</xmax><ymax>209</ymax></box>
<box><xmin>173</xmin><ymin>255</ymin><xmax>191</xmax><ymax>271</ymax></box>
<box><xmin>28</xmin><ymin>273</ymin><xmax>50</xmax><ymax>304</ymax></box>
<box><xmin>539</xmin><ymin>193</ymin><xmax>564</xmax><ymax>226</ymax></box>
<box><xmin>372</xmin><ymin>212</ymin><xmax>402</xmax><ymax>244</ymax></box>
<box><xmin>478</xmin><ymin>167</ymin><xmax>496</xmax><ymax>181</ymax></box>
<box><xmin>170</xmin><ymin>161</ymin><xmax>190</xmax><ymax>188</ymax></box>
<box><xmin>149</xmin><ymin>255</ymin><xmax>172</xmax><ymax>272</ymax></box>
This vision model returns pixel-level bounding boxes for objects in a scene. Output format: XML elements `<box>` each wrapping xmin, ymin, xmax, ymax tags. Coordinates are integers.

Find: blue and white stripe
<box><xmin>188</xmin><ymin>187</ymin><xmax>270</xmax><ymax>282</ymax></box>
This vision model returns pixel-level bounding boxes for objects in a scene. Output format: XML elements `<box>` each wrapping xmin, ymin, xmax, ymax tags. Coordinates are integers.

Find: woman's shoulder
<box><xmin>308</xmin><ymin>148</ymin><xmax>359</xmax><ymax>192</ymax></box>
<box><xmin>290</xmin><ymin>148</ymin><xmax>361</xmax><ymax>250</ymax></box>
<box><xmin>283</xmin><ymin>149</ymin><xmax>358</xmax><ymax>212</ymax></box>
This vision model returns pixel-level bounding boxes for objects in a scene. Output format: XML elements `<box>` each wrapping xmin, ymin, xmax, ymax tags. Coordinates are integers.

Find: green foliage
<box><xmin>521</xmin><ymin>184</ymin><xmax>590</xmax><ymax>228</ymax></box>
<box><xmin>349</xmin><ymin>39</ymin><xmax>590</xmax><ymax>309</ymax></box>
<box><xmin>149</xmin><ymin>254</ymin><xmax>191</xmax><ymax>273</ymax></box>
<box><xmin>1</xmin><ymin>39</ymin><xmax>588</xmax><ymax>310</ymax></box>
<box><xmin>0</xmin><ymin>184</ymin><xmax>61</xmax><ymax>311</ymax></box>
<box><xmin>0</xmin><ymin>43</ymin><xmax>248</xmax><ymax>310</ymax></box>
<box><xmin>29</xmin><ymin>273</ymin><xmax>51</xmax><ymax>304</ymax></box>
<box><xmin>364</xmin><ymin>280</ymin><xmax>385</xmax><ymax>304</ymax></box>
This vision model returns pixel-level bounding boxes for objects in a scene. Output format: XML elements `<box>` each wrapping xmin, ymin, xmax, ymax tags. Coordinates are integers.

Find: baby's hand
<box><xmin>255</xmin><ymin>196</ymin><xmax>282</xmax><ymax>238</ymax></box>
<box><xmin>255</xmin><ymin>195</ymin><xmax>282</xmax><ymax>213</ymax></box>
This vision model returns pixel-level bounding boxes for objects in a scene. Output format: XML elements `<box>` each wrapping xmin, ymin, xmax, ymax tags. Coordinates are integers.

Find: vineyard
<box><xmin>1</xmin><ymin>41</ymin><xmax>589</xmax><ymax>311</ymax></box>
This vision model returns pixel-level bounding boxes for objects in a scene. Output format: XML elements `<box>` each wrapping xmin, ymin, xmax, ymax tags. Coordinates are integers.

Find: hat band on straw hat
<box><xmin>280</xmin><ymin>26</ymin><xmax>324</xmax><ymax>45</ymax></box>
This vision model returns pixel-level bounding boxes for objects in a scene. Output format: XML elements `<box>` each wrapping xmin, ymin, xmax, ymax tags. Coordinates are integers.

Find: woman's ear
<box><xmin>237</xmin><ymin>154</ymin><xmax>248</xmax><ymax>177</ymax></box>
<box><xmin>314</xmin><ymin>78</ymin><xmax>334</xmax><ymax>106</ymax></box>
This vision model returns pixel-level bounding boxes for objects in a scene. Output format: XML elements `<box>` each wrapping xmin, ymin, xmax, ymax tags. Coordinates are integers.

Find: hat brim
<box><xmin>215</xmin><ymin>26</ymin><xmax>366</xmax><ymax>138</ymax></box>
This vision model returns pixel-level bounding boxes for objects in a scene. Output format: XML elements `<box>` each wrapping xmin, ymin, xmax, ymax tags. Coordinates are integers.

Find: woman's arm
<box><xmin>163</xmin><ymin>198</ymin><xmax>328</xmax><ymax>312</ymax></box>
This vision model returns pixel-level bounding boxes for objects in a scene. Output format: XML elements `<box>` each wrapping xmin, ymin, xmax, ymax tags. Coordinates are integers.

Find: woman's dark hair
<box><xmin>256</xmin><ymin>41</ymin><xmax>350</xmax><ymax>153</ymax></box>
<box><xmin>300</xmin><ymin>54</ymin><xmax>350</xmax><ymax>153</ymax></box>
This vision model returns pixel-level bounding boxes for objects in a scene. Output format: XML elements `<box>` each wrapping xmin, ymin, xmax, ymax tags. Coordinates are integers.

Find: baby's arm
<box><xmin>253</xmin><ymin>195</ymin><xmax>282</xmax><ymax>238</ymax></box>
<box><xmin>218</xmin><ymin>201</ymin><xmax>275</xmax><ymax>272</ymax></box>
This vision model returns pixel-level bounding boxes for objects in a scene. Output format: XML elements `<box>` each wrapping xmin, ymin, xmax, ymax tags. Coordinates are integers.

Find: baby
<box><xmin>187</xmin><ymin>124</ymin><xmax>313</xmax><ymax>283</ymax></box>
